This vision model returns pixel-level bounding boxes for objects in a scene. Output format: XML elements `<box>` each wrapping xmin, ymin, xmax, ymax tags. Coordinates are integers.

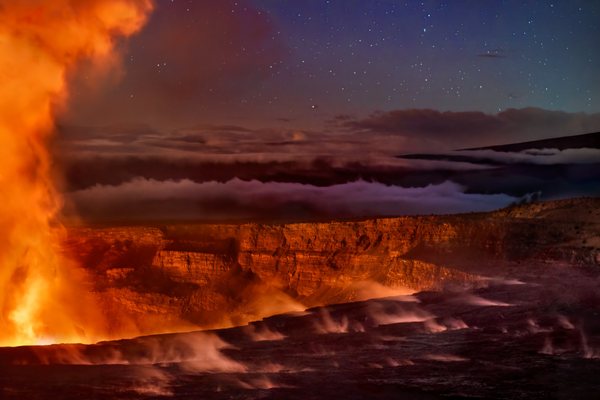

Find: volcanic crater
<box><xmin>1</xmin><ymin>198</ymin><xmax>599</xmax><ymax>399</ymax></box>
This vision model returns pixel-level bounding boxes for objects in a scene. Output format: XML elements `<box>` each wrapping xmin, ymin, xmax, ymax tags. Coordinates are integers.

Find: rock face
<box><xmin>64</xmin><ymin>198</ymin><xmax>600</xmax><ymax>332</ymax></box>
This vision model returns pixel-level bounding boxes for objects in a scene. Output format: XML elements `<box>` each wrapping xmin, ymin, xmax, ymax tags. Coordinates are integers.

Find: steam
<box><xmin>127</xmin><ymin>367</ymin><xmax>174</xmax><ymax>397</ymax></box>
<box><xmin>456</xmin><ymin>294</ymin><xmax>512</xmax><ymax>307</ymax></box>
<box><xmin>540</xmin><ymin>337</ymin><xmax>554</xmax><ymax>355</ymax></box>
<box><xmin>15</xmin><ymin>329</ymin><xmax>321</xmax><ymax>396</ymax></box>
<box><xmin>235</xmin><ymin>376</ymin><xmax>295</xmax><ymax>390</ymax></box>
<box><xmin>313</xmin><ymin>308</ymin><xmax>359</xmax><ymax>334</ymax></box>
<box><xmin>27</xmin><ymin>332</ymin><xmax>245</xmax><ymax>371</ymax></box>
<box><xmin>422</xmin><ymin>354</ymin><xmax>469</xmax><ymax>362</ymax></box>
<box><xmin>368</xmin><ymin>302</ymin><xmax>432</xmax><ymax>326</ymax></box>
<box><xmin>348</xmin><ymin>281</ymin><xmax>417</xmax><ymax>302</ymax></box>
<box><xmin>0</xmin><ymin>0</ymin><xmax>153</xmax><ymax>346</ymax></box>
<box><xmin>245</xmin><ymin>323</ymin><xmax>286</xmax><ymax>342</ymax></box>
<box><xmin>580</xmin><ymin>328</ymin><xmax>600</xmax><ymax>359</ymax></box>
<box><xmin>556</xmin><ymin>315</ymin><xmax>575</xmax><ymax>330</ymax></box>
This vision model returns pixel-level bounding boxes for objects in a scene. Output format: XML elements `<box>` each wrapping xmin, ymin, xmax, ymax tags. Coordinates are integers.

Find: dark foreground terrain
<box><xmin>1</xmin><ymin>267</ymin><xmax>600</xmax><ymax>399</ymax></box>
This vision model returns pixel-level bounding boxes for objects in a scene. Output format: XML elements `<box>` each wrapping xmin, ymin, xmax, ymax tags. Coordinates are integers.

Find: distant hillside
<box><xmin>464</xmin><ymin>131</ymin><xmax>600</xmax><ymax>152</ymax></box>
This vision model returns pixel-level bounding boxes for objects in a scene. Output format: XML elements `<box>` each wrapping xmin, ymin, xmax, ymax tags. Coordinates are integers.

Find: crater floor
<box><xmin>1</xmin><ymin>271</ymin><xmax>600</xmax><ymax>399</ymax></box>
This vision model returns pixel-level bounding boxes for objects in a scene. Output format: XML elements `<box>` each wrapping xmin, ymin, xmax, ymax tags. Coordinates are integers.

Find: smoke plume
<box><xmin>0</xmin><ymin>0</ymin><xmax>153</xmax><ymax>346</ymax></box>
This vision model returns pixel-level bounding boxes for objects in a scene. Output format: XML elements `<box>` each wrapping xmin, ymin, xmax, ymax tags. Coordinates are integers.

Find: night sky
<box><xmin>66</xmin><ymin>0</ymin><xmax>600</xmax><ymax>130</ymax></box>
<box><xmin>58</xmin><ymin>0</ymin><xmax>600</xmax><ymax>222</ymax></box>
<box><xmin>258</xmin><ymin>0</ymin><xmax>599</xmax><ymax>115</ymax></box>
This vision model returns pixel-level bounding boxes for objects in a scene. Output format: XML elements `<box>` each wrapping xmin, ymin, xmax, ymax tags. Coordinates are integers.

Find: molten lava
<box><xmin>0</xmin><ymin>0</ymin><xmax>153</xmax><ymax>346</ymax></box>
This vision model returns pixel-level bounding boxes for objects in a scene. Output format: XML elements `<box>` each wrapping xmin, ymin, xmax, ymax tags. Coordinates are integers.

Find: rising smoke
<box><xmin>0</xmin><ymin>0</ymin><xmax>153</xmax><ymax>346</ymax></box>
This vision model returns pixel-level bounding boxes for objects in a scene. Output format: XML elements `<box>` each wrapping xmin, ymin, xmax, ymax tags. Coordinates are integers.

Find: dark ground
<box><xmin>1</xmin><ymin>263</ymin><xmax>600</xmax><ymax>400</ymax></box>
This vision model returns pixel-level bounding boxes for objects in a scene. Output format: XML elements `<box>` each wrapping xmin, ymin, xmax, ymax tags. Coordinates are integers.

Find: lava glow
<box><xmin>0</xmin><ymin>0</ymin><xmax>153</xmax><ymax>346</ymax></box>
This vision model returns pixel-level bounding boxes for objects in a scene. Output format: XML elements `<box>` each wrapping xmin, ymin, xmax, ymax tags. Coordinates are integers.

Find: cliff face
<box><xmin>64</xmin><ymin>198</ymin><xmax>600</xmax><ymax>332</ymax></box>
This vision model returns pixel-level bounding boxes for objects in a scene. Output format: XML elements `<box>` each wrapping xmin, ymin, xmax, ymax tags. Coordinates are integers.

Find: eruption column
<box><xmin>0</xmin><ymin>0</ymin><xmax>153</xmax><ymax>346</ymax></box>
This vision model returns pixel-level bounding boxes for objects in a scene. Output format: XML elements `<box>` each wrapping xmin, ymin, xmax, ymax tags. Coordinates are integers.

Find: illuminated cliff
<box><xmin>65</xmin><ymin>198</ymin><xmax>600</xmax><ymax>332</ymax></box>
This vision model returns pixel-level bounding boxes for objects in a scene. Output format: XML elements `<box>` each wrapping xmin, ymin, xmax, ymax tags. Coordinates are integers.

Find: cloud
<box><xmin>53</xmin><ymin>126</ymin><xmax>599</xmax><ymax>208</ymax></box>
<box><xmin>54</xmin><ymin>123</ymin><xmax>493</xmax><ymax>191</ymax></box>
<box><xmin>56</xmin><ymin>109</ymin><xmax>600</xmax><ymax>167</ymax></box>
<box><xmin>338</xmin><ymin>108</ymin><xmax>600</xmax><ymax>149</ymax></box>
<box><xmin>53</xmin><ymin>110</ymin><xmax>599</xmax><ymax>211</ymax></box>
<box><xmin>449</xmin><ymin>148</ymin><xmax>600</xmax><ymax>165</ymax></box>
<box><xmin>341</xmin><ymin>109</ymin><xmax>502</xmax><ymax>139</ymax></box>
<box><xmin>57</xmin><ymin>153</ymin><xmax>493</xmax><ymax>194</ymax></box>
<box><xmin>66</xmin><ymin>178</ymin><xmax>517</xmax><ymax>222</ymax></box>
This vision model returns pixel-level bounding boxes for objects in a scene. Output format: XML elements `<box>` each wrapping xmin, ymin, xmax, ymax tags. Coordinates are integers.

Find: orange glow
<box><xmin>0</xmin><ymin>0</ymin><xmax>153</xmax><ymax>346</ymax></box>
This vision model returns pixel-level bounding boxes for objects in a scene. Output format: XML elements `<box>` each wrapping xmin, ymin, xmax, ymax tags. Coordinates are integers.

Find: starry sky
<box><xmin>66</xmin><ymin>0</ymin><xmax>600</xmax><ymax>132</ymax></box>
<box><xmin>258</xmin><ymin>0</ymin><xmax>598</xmax><ymax>115</ymax></box>
<box><xmin>58</xmin><ymin>0</ymin><xmax>600</xmax><ymax>222</ymax></box>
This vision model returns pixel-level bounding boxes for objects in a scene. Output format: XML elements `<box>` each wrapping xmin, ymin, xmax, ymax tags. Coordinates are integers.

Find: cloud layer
<box><xmin>338</xmin><ymin>107</ymin><xmax>600</xmax><ymax>149</ymax></box>
<box><xmin>53</xmin><ymin>108</ymin><xmax>599</xmax><ymax>222</ymax></box>
<box><xmin>448</xmin><ymin>148</ymin><xmax>600</xmax><ymax>165</ymax></box>
<box><xmin>58</xmin><ymin>108</ymin><xmax>600</xmax><ymax>163</ymax></box>
<box><xmin>67</xmin><ymin>178</ymin><xmax>517</xmax><ymax>222</ymax></box>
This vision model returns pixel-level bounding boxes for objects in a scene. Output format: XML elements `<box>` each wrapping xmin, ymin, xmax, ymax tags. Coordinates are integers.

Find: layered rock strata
<box><xmin>64</xmin><ymin>198</ymin><xmax>600</xmax><ymax>331</ymax></box>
